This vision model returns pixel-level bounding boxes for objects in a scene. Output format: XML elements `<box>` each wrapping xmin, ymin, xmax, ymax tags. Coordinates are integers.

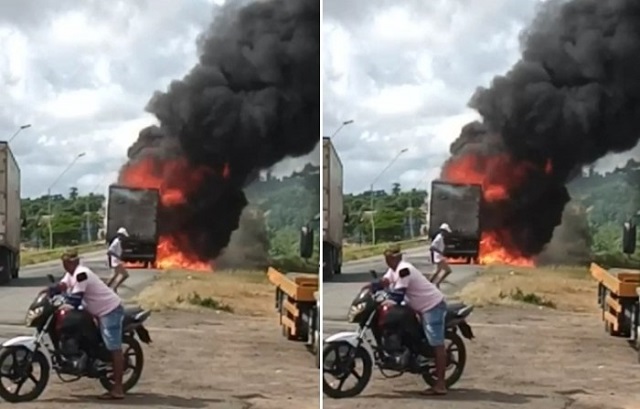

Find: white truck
<box><xmin>0</xmin><ymin>142</ymin><xmax>22</xmax><ymax>284</ymax></box>
<box><xmin>322</xmin><ymin>137</ymin><xmax>344</xmax><ymax>281</ymax></box>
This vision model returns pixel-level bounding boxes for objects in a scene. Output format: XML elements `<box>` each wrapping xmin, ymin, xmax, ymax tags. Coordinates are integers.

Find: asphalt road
<box><xmin>0</xmin><ymin>250</ymin><xmax>157</xmax><ymax>333</ymax></box>
<box><xmin>323</xmin><ymin>246</ymin><xmax>482</xmax><ymax>335</ymax></box>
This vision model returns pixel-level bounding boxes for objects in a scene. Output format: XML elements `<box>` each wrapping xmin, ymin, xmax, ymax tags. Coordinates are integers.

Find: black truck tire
<box><xmin>11</xmin><ymin>251</ymin><xmax>19</xmax><ymax>279</ymax></box>
<box><xmin>0</xmin><ymin>249</ymin><xmax>11</xmax><ymax>285</ymax></box>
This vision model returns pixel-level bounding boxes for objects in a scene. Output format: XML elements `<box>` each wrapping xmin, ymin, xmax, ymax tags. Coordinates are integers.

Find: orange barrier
<box><xmin>267</xmin><ymin>267</ymin><xmax>320</xmax><ymax>367</ymax></box>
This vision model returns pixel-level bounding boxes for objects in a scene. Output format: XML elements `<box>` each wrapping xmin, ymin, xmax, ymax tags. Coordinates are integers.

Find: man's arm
<box><xmin>369</xmin><ymin>271</ymin><xmax>393</xmax><ymax>291</ymax></box>
<box><xmin>65</xmin><ymin>272</ymin><xmax>89</xmax><ymax>308</ymax></box>
<box><xmin>387</xmin><ymin>268</ymin><xmax>410</xmax><ymax>303</ymax></box>
<box><xmin>41</xmin><ymin>274</ymin><xmax>70</xmax><ymax>296</ymax></box>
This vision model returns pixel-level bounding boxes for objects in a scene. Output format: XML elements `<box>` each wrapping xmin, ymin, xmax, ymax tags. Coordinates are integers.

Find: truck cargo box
<box><xmin>106</xmin><ymin>185</ymin><xmax>159</xmax><ymax>263</ymax></box>
<box><xmin>0</xmin><ymin>142</ymin><xmax>21</xmax><ymax>253</ymax></box>
<box><xmin>322</xmin><ymin>137</ymin><xmax>343</xmax><ymax>247</ymax></box>
<box><xmin>429</xmin><ymin>181</ymin><xmax>482</xmax><ymax>258</ymax></box>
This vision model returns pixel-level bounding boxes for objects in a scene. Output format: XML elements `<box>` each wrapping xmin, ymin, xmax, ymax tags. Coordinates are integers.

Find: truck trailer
<box><xmin>0</xmin><ymin>142</ymin><xmax>21</xmax><ymax>284</ymax></box>
<box><xmin>322</xmin><ymin>137</ymin><xmax>344</xmax><ymax>281</ymax></box>
<box><xmin>428</xmin><ymin>180</ymin><xmax>482</xmax><ymax>263</ymax></box>
<box><xmin>106</xmin><ymin>185</ymin><xmax>159</xmax><ymax>267</ymax></box>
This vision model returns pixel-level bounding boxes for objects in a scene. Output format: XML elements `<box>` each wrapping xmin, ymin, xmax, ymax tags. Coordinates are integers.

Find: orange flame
<box><xmin>119</xmin><ymin>157</ymin><xmax>229</xmax><ymax>271</ymax></box>
<box><xmin>442</xmin><ymin>154</ymin><xmax>548</xmax><ymax>266</ymax></box>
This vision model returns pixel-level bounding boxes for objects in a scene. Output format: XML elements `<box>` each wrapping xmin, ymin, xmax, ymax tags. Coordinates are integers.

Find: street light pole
<box><xmin>85</xmin><ymin>175</ymin><xmax>108</xmax><ymax>243</ymax></box>
<box><xmin>8</xmin><ymin>124</ymin><xmax>31</xmax><ymax>143</ymax></box>
<box><xmin>330</xmin><ymin>120</ymin><xmax>354</xmax><ymax>138</ymax></box>
<box><xmin>407</xmin><ymin>169</ymin><xmax>431</xmax><ymax>238</ymax></box>
<box><xmin>46</xmin><ymin>152</ymin><xmax>86</xmax><ymax>248</ymax></box>
<box><xmin>368</xmin><ymin>148</ymin><xmax>408</xmax><ymax>245</ymax></box>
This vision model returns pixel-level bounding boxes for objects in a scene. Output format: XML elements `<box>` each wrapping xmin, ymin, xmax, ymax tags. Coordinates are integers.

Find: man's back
<box><xmin>390</xmin><ymin>260</ymin><xmax>444</xmax><ymax>313</ymax></box>
<box><xmin>108</xmin><ymin>237</ymin><xmax>123</xmax><ymax>267</ymax></box>
<box><xmin>431</xmin><ymin>233</ymin><xmax>445</xmax><ymax>263</ymax></box>
<box><xmin>63</xmin><ymin>265</ymin><xmax>121</xmax><ymax>317</ymax></box>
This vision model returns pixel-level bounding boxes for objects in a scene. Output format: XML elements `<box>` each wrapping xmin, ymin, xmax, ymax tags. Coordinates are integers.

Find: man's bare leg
<box><xmin>429</xmin><ymin>265</ymin><xmax>443</xmax><ymax>284</ymax></box>
<box><xmin>106</xmin><ymin>269</ymin><xmax>118</xmax><ymax>288</ymax></box>
<box><xmin>432</xmin><ymin>345</ymin><xmax>447</xmax><ymax>393</ymax></box>
<box><xmin>432</xmin><ymin>262</ymin><xmax>452</xmax><ymax>287</ymax></box>
<box><xmin>110</xmin><ymin>350</ymin><xmax>125</xmax><ymax>397</ymax></box>
<box><xmin>111</xmin><ymin>265</ymin><xmax>129</xmax><ymax>293</ymax></box>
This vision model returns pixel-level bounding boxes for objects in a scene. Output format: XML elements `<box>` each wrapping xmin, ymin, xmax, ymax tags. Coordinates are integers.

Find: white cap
<box><xmin>439</xmin><ymin>223</ymin><xmax>452</xmax><ymax>233</ymax></box>
<box><xmin>117</xmin><ymin>227</ymin><xmax>129</xmax><ymax>237</ymax></box>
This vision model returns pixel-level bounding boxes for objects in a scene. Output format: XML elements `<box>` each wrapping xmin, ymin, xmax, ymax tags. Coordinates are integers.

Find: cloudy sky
<box><xmin>1</xmin><ymin>0</ymin><xmax>317</xmax><ymax>199</ymax></box>
<box><xmin>322</xmin><ymin>0</ymin><xmax>640</xmax><ymax>194</ymax></box>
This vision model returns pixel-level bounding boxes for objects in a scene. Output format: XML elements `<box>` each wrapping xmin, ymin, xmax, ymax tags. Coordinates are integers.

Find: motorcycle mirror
<box><xmin>369</xmin><ymin>269</ymin><xmax>377</xmax><ymax>279</ymax></box>
<box><xmin>46</xmin><ymin>274</ymin><xmax>55</xmax><ymax>283</ymax></box>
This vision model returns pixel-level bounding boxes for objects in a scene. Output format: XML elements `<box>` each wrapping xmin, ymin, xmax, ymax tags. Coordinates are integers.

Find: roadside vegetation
<box><xmin>456</xmin><ymin>265</ymin><xmax>595</xmax><ymax>312</ymax></box>
<box><xmin>134</xmin><ymin>269</ymin><xmax>273</xmax><ymax>316</ymax></box>
<box><xmin>22</xmin><ymin>242</ymin><xmax>105</xmax><ymax>265</ymax></box>
<box><xmin>343</xmin><ymin>238</ymin><xmax>427</xmax><ymax>262</ymax></box>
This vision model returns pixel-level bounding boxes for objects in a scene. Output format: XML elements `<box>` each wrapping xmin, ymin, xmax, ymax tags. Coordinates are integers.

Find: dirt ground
<box><xmin>5</xmin><ymin>270</ymin><xmax>319</xmax><ymax>409</ymax></box>
<box><xmin>324</xmin><ymin>305</ymin><xmax>640</xmax><ymax>409</ymax></box>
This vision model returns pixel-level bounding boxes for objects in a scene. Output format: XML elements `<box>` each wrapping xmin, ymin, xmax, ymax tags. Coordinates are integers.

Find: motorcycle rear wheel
<box><xmin>98</xmin><ymin>336</ymin><xmax>144</xmax><ymax>393</ymax></box>
<box><xmin>0</xmin><ymin>347</ymin><xmax>50</xmax><ymax>403</ymax></box>
<box><xmin>322</xmin><ymin>341</ymin><xmax>372</xmax><ymax>399</ymax></box>
<box><xmin>421</xmin><ymin>331</ymin><xmax>467</xmax><ymax>388</ymax></box>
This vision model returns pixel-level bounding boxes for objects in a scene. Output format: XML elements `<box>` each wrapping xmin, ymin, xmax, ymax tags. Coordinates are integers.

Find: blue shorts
<box><xmin>99</xmin><ymin>305</ymin><xmax>124</xmax><ymax>351</ymax></box>
<box><xmin>421</xmin><ymin>300</ymin><xmax>447</xmax><ymax>347</ymax></box>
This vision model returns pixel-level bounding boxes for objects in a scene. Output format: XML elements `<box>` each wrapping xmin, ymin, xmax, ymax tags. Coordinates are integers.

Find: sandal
<box><xmin>422</xmin><ymin>388</ymin><xmax>447</xmax><ymax>396</ymax></box>
<box><xmin>97</xmin><ymin>392</ymin><xmax>125</xmax><ymax>400</ymax></box>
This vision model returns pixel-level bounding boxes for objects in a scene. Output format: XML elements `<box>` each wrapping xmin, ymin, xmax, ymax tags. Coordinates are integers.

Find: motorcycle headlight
<box><xmin>347</xmin><ymin>302</ymin><xmax>366</xmax><ymax>322</ymax></box>
<box><xmin>25</xmin><ymin>307</ymin><xmax>44</xmax><ymax>326</ymax></box>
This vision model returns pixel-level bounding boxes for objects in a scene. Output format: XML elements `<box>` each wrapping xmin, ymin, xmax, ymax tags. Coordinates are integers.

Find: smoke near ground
<box><xmin>444</xmin><ymin>0</ymin><xmax>640</xmax><ymax>257</ymax></box>
<box><xmin>216</xmin><ymin>205</ymin><xmax>270</xmax><ymax>270</ymax></box>
<box><xmin>119</xmin><ymin>0</ymin><xmax>319</xmax><ymax>262</ymax></box>
<box><xmin>535</xmin><ymin>202</ymin><xmax>592</xmax><ymax>266</ymax></box>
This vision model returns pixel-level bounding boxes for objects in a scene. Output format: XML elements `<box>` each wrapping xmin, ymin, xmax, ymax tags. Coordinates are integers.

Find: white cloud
<box><xmin>0</xmin><ymin>0</ymin><xmax>216</xmax><ymax>198</ymax></box>
<box><xmin>323</xmin><ymin>0</ymin><xmax>542</xmax><ymax>193</ymax></box>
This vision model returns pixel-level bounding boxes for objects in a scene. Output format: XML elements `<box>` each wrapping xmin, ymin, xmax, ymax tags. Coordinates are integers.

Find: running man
<box><xmin>106</xmin><ymin>227</ymin><xmax>130</xmax><ymax>293</ymax></box>
<box><xmin>430</xmin><ymin>223</ymin><xmax>452</xmax><ymax>288</ymax></box>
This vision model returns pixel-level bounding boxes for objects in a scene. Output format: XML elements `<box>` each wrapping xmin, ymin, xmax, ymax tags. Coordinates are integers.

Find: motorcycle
<box><xmin>0</xmin><ymin>274</ymin><xmax>152</xmax><ymax>403</ymax></box>
<box><xmin>322</xmin><ymin>270</ymin><xmax>475</xmax><ymax>399</ymax></box>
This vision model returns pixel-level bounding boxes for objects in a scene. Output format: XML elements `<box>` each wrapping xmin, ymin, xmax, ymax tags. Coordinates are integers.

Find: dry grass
<box><xmin>343</xmin><ymin>238</ymin><xmax>427</xmax><ymax>262</ymax></box>
<box><xmin>21</xmin><ymin>242</ymin><xmax>105</xmax><ymax>265</ymax></box>
<box><xmin>134</xmin><ymin>269</ymin><xmax>276</xmax><ymax>317</ymax></box>
<box><xmin>456</xmin><ymin>265</ymin><xmax>598</xmax><ymax>313</ymax></box>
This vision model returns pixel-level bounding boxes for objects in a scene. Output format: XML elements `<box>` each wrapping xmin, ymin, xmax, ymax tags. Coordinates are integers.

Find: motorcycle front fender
<box><xmin>2</xmin><ymin>336</ymin><xmax>37</xmax><ymax>351</ymax></box>
<box><xmin>324</xmin><ymin>331</ymin><xmax>360</xmax><ymax>349</ymax></box>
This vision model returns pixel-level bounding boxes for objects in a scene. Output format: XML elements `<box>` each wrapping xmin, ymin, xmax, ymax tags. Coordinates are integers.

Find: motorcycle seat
<box><xmin>446</xmin><ymin>303</ymin><xmax>474</xmax><ymax>319</ymax></box>
<box><xmin>123</xmin><ymin>307</ymin><xmax>149</xmax><ymax>324</ymax></box>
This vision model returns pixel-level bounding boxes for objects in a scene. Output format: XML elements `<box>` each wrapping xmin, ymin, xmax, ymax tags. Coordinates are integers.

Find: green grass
<box><xmin>21</xmin><ymin>242</ymin><xmax>106</xmax><ymax>266</ymax></box>
<box><xmin>269</xmin><ymin>256</ymin><xmax>318</xmax><ymax>274</ymax></box>
<box><xmin>343</xmin><ymin>238</ymin><xmax>427</xmax><ymax>262</ymax></box>
<box><xmin>177</xmin><ymin>292</ymin><xmax>234</xmax><ymax>313</ymax></box>
<box><xmin>592</xmin><ymin>251</ymin><xmax>640</xmax><ymax>270</ymax></box>
<box><xmin>500</xmin><ymin>287</ymin><xmax>557</xmax><ymax>309</ymax></box>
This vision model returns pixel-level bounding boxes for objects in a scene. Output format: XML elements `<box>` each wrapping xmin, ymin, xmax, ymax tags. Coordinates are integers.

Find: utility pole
<box><xmin>368</xmin><ymin>148</ymin><xmax>408</xmax><ymax>244</ymax></box>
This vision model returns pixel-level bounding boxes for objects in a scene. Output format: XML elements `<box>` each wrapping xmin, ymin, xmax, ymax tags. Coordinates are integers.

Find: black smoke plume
<box><xmin>119</xmin><ymin>0</ymin><xmax>319</xmax><ymax>261</ymax></box>
<box><xmin>444</xmin><ymin>0</ymin><xmax>640</xmax><ymax>257</ymax></box>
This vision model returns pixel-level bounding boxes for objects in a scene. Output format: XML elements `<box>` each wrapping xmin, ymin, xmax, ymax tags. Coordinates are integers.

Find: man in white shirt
<box><xmin>430</xmin><ymin>223</ymin><xmax>452</xmax><ymax>288</ymax></box>
<box><xmin>377</xmin><ymin>244</ymin><xmax>449</xmax><ymax>395</ymax></box>
<box><xmin>51</xmin><ymin>248</ymin><xmax>126</xmax><ymax>400</ymax></box>
<box><xmin>106</xmin><ymin>227</ymin><xmax>130</xmax><ymax>293</ymax></box>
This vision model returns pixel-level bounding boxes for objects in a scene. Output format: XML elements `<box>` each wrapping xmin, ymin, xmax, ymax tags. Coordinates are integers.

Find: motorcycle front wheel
<box><xmin>0</xmin><ymin>346</ymin><xmax>50</xmax><ymax>403</ymax></box>
<box><xmin>99</xmin><ymin>336</ymin><xmax>144</xmax><ymax>393</ymax></box>
<box><xmin>322</xmin><ymin>341</ymin><xmax>372</xmax><ymax>399</ymax></box>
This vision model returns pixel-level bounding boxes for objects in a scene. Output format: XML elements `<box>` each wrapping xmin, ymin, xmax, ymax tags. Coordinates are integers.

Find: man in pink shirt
<box><xmin>53</xmin><ymin>248</ymin><xmax>126</xmax><ymax>400</ymax></box>
<box><xmin>379</xmin><ymin>244</ymin><xmax>448</xmax><ymax>396</ymax></box>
